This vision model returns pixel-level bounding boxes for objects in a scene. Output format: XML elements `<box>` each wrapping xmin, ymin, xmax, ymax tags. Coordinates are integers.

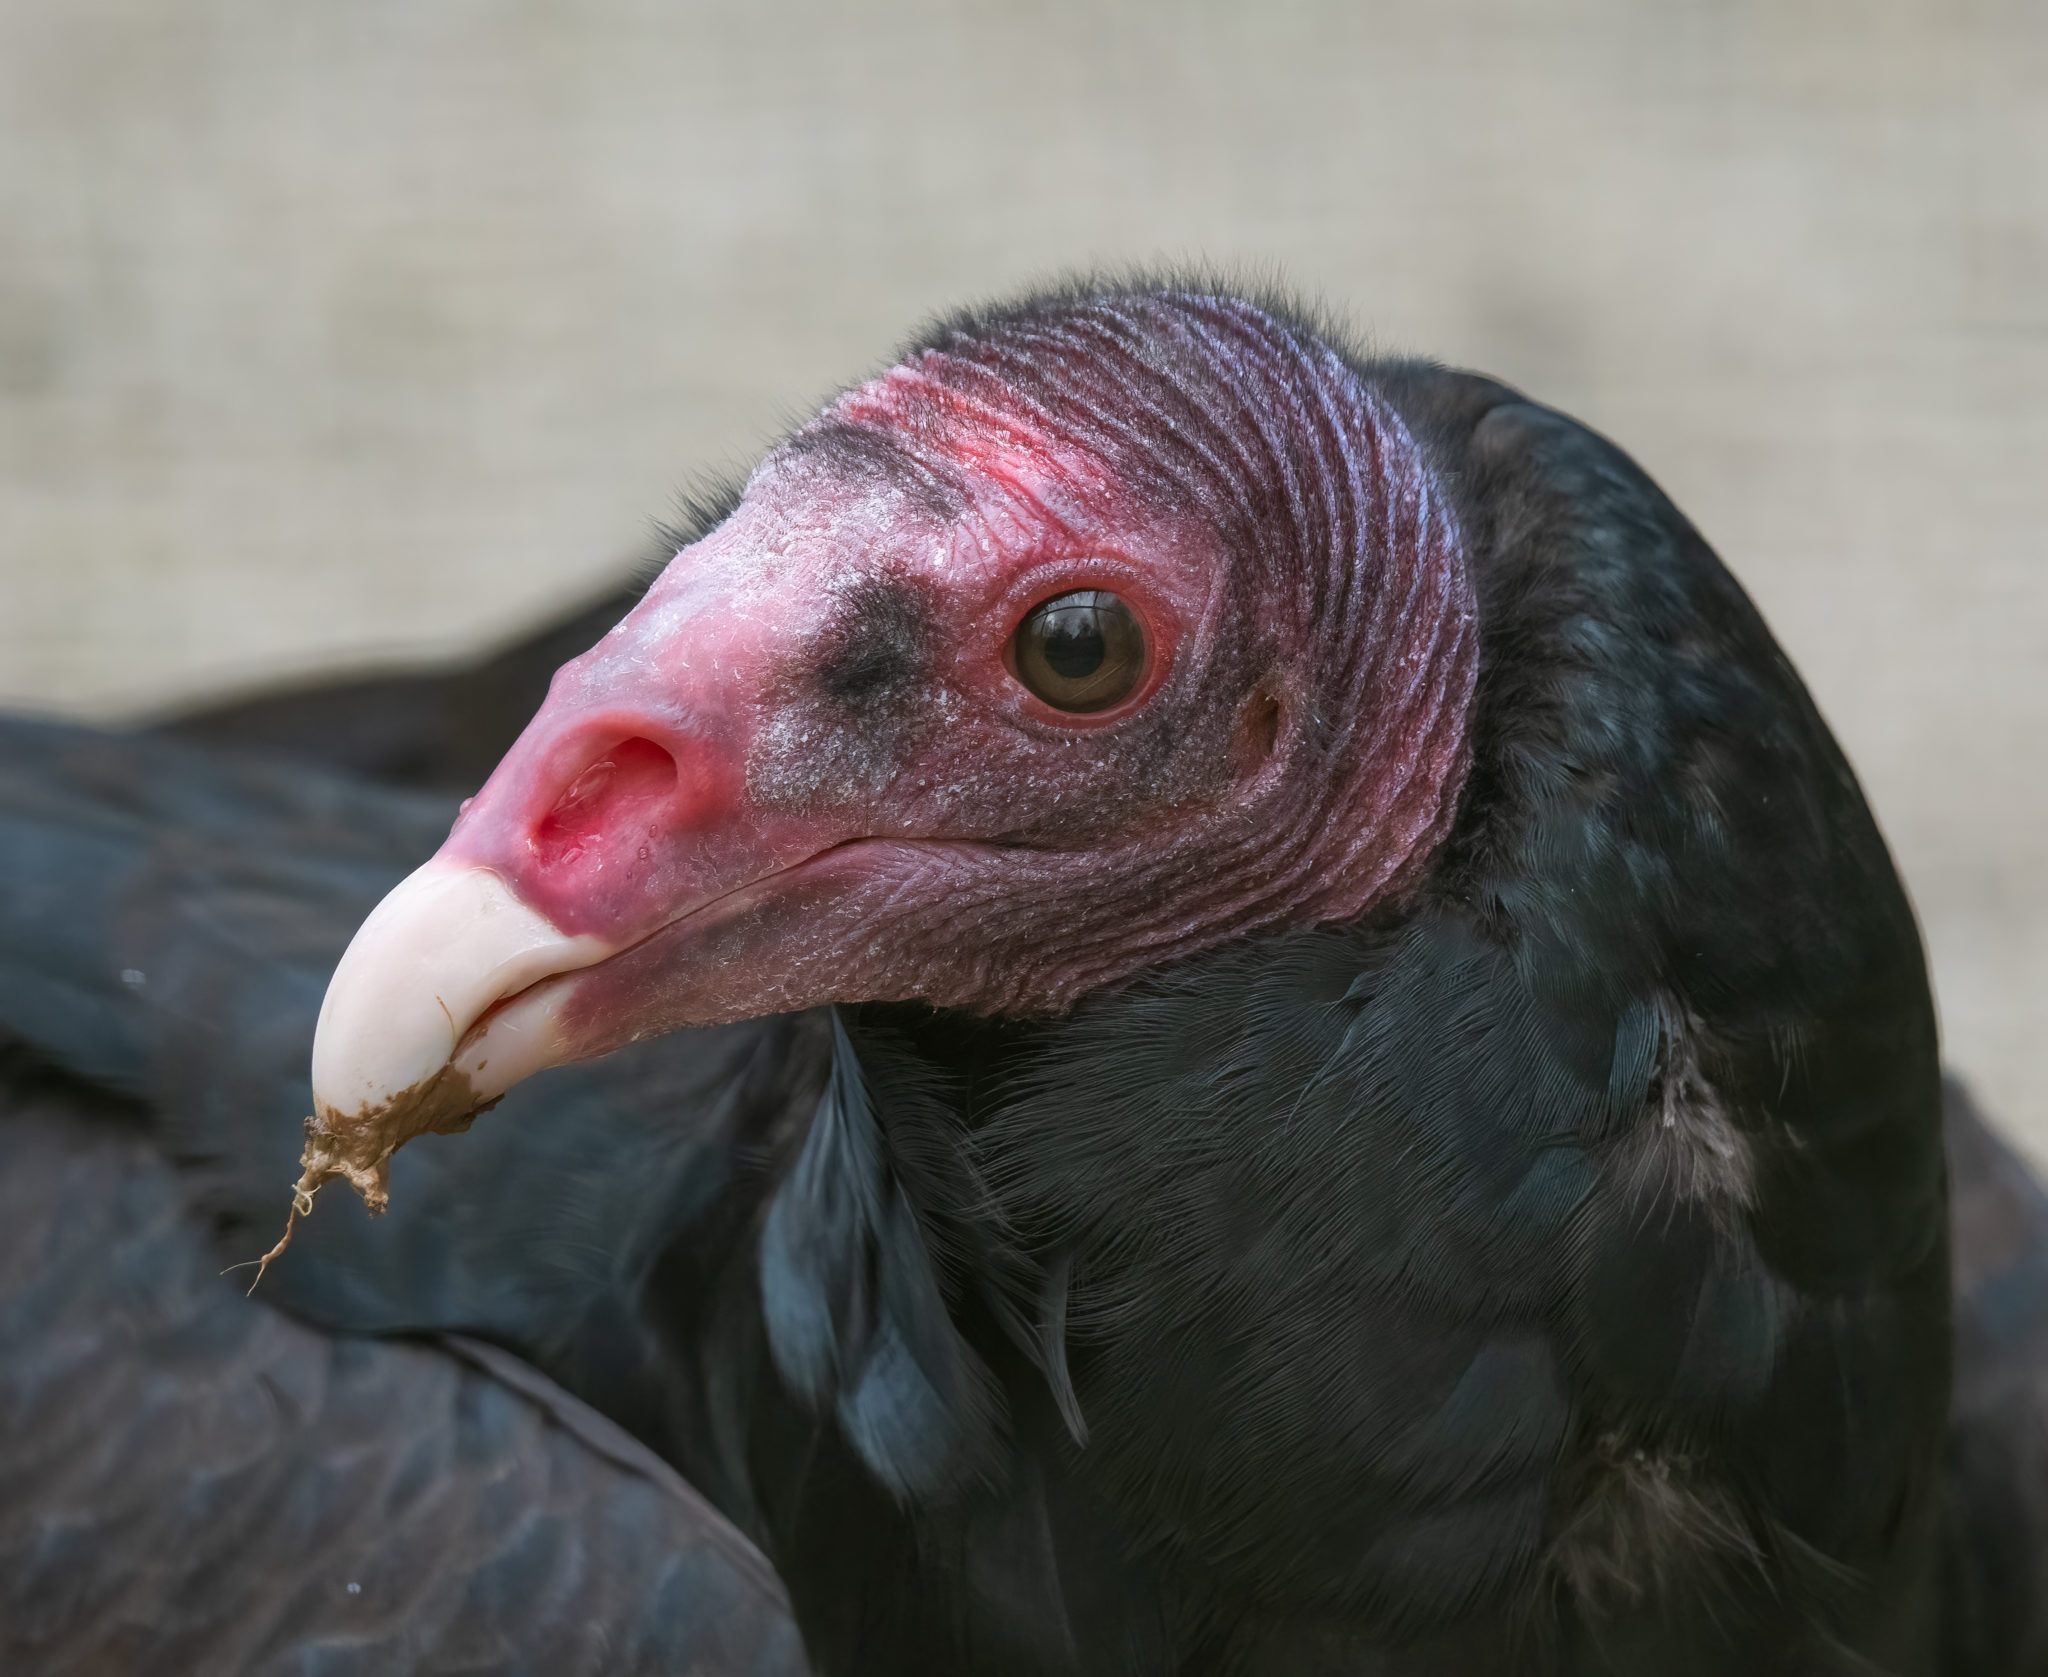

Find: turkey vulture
<box><xmin>3</xmin><ymin>283</ymin><xmax>2046</xmax><ymax>1675</ymax></box>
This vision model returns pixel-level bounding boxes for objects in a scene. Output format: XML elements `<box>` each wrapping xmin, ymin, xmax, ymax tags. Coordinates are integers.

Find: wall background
<box><xmin>3</xmin><ymin>2</ymin><xmax>2043</xmax><ymax>1151</ymax></box>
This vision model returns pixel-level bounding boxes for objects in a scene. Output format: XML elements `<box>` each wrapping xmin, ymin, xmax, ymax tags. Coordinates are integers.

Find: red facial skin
<box><xmin>435</xmin><ymin>293</ymin><xmax>1479</xmax><ymax>1065</ymax></box>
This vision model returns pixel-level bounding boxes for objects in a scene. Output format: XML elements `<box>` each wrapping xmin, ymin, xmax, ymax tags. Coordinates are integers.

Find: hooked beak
<box><xmin>302</xmin><ymin>516</ymin><xmax>855</xmax><ymax>1212</ymax></box>
<box><xmin>309</xmin><ymin>859</ymin><xmax>608</xmax><ymax>1125</ymax></box>
<box><xmin>300</xmin><ymin>857</ymin><xmax>628</xmax><ymax>1214</ymax></box>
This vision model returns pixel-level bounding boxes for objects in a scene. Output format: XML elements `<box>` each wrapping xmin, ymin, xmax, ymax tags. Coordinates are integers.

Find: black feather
<box><xmin>761</xmin><ymin>1011</ymin><xmax>999</xmax><ymax>1499</ymax></box>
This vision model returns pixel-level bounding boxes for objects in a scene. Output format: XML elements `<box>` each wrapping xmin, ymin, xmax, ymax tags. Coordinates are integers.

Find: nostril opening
<box><xmin>554</xmin><ymin>737</ymin><xmax>676</xmax><ymax>814</ymax></box>
<box><xmin>535</xmin><ymin>736</ymin><xmax>678</xmax><ymax>861</ymax></box>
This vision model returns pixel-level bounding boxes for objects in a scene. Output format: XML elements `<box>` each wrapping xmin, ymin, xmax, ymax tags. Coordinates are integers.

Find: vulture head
<box><xmin>308</xmin><ymin>289</ymin><xmax>1479</xmax><ymax>1200</ymax></box>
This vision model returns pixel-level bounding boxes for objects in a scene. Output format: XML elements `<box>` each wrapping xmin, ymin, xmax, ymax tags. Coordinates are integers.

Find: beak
<box><xmin>309</xmin><ymin>861</ymin><xmax>608</xmax><ymax>1127</ymax></box>
<box><xmin>302</xmin><ymin>522</ymin><xmax>849</xmax><ymax>1212</ymax></box>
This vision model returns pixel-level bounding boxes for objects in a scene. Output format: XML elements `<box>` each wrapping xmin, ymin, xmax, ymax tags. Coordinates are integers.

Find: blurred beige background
<box><xmin>2</xmin><ymin>3</ymin><xmax>2043</xmax><ymax>1150</ymax></box>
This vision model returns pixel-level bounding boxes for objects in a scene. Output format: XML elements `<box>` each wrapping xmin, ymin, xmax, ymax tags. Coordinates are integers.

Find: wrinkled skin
<box><xmin>308</xmin><ymin>293</ymin><xmax>1476</xmax><ymax>1177</ymax></box>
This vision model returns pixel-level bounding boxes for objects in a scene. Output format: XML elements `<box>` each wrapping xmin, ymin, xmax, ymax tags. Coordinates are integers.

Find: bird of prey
<box><xmin>5</xmin><ymin>283</ymin><xmax>2045</xmax><ymax>1675</ymax></box>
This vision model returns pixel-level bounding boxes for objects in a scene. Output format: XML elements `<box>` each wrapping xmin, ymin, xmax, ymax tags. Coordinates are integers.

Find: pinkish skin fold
<box><xmin>314</xmin><ymin>292</ymin><xmax>1480</xmax><ymax>1130</ymax></box>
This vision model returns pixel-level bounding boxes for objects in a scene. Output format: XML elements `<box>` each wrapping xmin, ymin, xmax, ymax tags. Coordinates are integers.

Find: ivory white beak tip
<box><xmin>311</xmin><ymin>860</ymin><xmax>608</xmax><ymax>1121</ymax></box>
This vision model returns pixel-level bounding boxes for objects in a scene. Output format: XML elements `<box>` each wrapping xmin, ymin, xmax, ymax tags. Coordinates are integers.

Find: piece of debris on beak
<box><xmin>247</xmin><ymin>858</ymin><xmax>605</xmax><ymax>1290</ymax></box>
<box><xmin>248</xmin><ymin>1071</ymin><xmax>499</xmax><ymax>1291</ymax></box>
<box><xmin>301</xmin><ymin>1063</ymin><xmax>501</xmax><ymax>1215</ymax></box>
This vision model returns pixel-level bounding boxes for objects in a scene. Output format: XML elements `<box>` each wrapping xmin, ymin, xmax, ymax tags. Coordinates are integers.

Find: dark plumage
<box><xmin>1</xmin><ymin>282</ymin><xmax>2043</xmax><ymax>1674</ymax></box>
<box><xmin>0</xmin><ymin>1061</ymin><xmax>805</xmax><ymax>1677</ymax></box>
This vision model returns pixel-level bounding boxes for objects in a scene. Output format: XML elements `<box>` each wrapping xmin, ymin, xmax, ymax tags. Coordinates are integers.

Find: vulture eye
<box><xmin>1011</xmin><ymin>590</ymin><xmax>1146</xmax><ymax>714</ymax></box>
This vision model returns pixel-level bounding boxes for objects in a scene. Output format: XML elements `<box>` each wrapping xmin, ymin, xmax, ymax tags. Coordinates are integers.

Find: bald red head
<box><xmin>311</xmin><ymin>290</ymin><xmax>1479</xmax><ymax>1145</ymax></box>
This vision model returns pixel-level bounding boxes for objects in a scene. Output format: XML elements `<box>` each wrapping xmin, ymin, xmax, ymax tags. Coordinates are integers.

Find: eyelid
<box><xmin>986</xmin><ymin>555</ymin><xmax>1150</xmax><ymax>626</ymax></box>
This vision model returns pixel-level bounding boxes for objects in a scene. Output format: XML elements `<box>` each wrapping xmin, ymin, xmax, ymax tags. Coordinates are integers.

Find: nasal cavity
<box><xmin>532</xmin><ymin>737</ymin><xmax>678</xmax><ymax>867</ymax></box>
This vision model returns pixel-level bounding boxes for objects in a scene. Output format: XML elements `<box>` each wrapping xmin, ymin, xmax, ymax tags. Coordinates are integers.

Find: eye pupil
<box><xmin>1041</xmin><ymin>612</ymin><xmax>1106</xmax><ymax>680</ymax></box>
<box><xmin>1012</xmin><ymin>588</ymin><xmax>1146</xmax><ymax>714</ymax></box>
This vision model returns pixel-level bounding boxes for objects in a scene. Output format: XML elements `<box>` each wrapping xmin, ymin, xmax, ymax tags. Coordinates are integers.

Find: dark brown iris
<box><xmin>1011</xmin><ymin>589</ymin><xmax>1146</xmax><ymax>713</ymax></box>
